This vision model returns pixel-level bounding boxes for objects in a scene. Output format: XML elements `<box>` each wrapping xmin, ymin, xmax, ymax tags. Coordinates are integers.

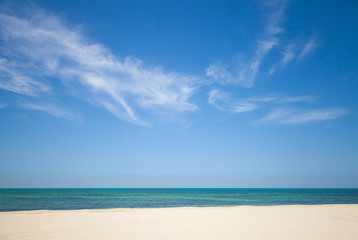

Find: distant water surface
<box><xmin>1</xmin><ymin>188</ymin><xmax>358</xmax><ymax>211</ymax></box>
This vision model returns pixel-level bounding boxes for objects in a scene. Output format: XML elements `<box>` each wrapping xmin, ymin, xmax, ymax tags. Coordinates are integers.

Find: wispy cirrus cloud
<box><xmin>0</xmin><ymin>9</ymin><xmax>198</xmax><ymax>125</ymax></box>
<box><xmin>0</xmin><ymin>4</ymin><xmax>339</xmax><ymax>129</ymax></box>
<box><xmin>280</xmin><ymin>95</ymin><xmax>315</xmax><ymax>103</ymax></box>
<box><xmin>206</xmin><ymin>0</ymin><xmax>288</xmax><ymax>87</ymax></box>
<box><xmin>298</xmin><ymin>36</ymin><xmax>319</xmax><ymax>60</ymax></box>
<box><xmin>270</xmin><ymin>36</ymin><xmax>319</xmax><ymax>75</ymax></box>
<box><xmin>0</xmin><ymin>58</ymin><xmax>51</xmax><ymax>97</ymax></box>
<box><xmin>208</xmin><ymin>89</ymin><xmax>317</xmax><ymax>114</ymax></box>
<box><xmin>207</xmin><ymin>0</ymin><xmax>319</xmax><ymax>84</ymax></box>
<box><xmin>269</xmin><ymin>43</ymin><xmax>296</xmax><ymax>75</ymax></box>
<box><xmin>209</xmin><ymin>89</ymin><xmax>346</xmax><ymax>125</ymax></box>
<box><xmin>209</xmin><ymin>90</ymin><xmax>259</xmax><ymax>113</ymax></box>
<box><xmin>206</xmin><ymin>39</ymin><xmax>278</xmax><ymax>87</ymax></box>
<box><xmin>208</xmin><ymin>89</ymin><xmax>275</xmax><ymax>113</ymax></box>
<box><xmin>253</xmin><ymin>108</ymin><xmax>347</xmax><ymax>125</ymax></box>
<box><xmin>264</xmin><ymin>0</ymin><xmax>287</xmax><ymax>35</ymax></box>
<box><xmin>20</xmin><ymin>102</ymin><xmax>78</xmax><ymax>120</ymax></box>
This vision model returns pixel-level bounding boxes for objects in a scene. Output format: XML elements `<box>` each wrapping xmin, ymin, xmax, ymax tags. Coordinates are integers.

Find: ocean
<box><xmin>1</xmin><ymin>188</ymin><xmax>358</xmax><ymax>211</ymax></box>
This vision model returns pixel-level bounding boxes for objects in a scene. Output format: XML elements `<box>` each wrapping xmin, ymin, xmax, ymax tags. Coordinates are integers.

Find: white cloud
<box><xmin>208</xmin><ymin>89</ymin><xmax>275</xmax><ymax>113</ymax></box>
<box><xmin>0</xmin><ymin>5</ymin><xmax>337</xmax><ymax>128</ymax></box>
<box><xmin>206</xmin><ymin>64</ymin><xmax>232</xmax><ymax>84</ymax></box>
<box><xmin>237</xmin><ymin>40</ymin><xmax>278</xmax><ymax>87</ymax></box>
<box><xmin>209</xmin><ymin>91</ymin><xmax>344</xmax><ymax>125</ymax></box>
<box><xmin>264</xmin><ymin>0</ymin><xmax>288</xmax><ymax>35</ymax></box>
<box><xmin>209</xmin><ymin>89</ymin><xmax>317</xmax><ymax>114</ymax></box>
<box><xmin>0</xmin><ymin>58</ymin><xmax>51</xmax><ymax>96</ymax></box>
<box><xmin>298</xmin><ymin>36</ymin><xmax>318</xmax><ymax>60</ymax></box>
<box><xmin>21</xmin><ymin>102</ymin><xmax>77</xmax><ymax>120</ymax></box>
<box><xmin>284</xmin><ymin>108</ymin><xmax>347</xmax><ymax>124</ymax></box>
<box><xmin>206</xmin><ymin>0</ymin><xmax>317</xmax><ymax>82</ymax></box>
<box><xmin>269</xmin><ymin>43</ymin><xmax>296</xmax><ymax>75</ymax></box>
<box><xmin>0</xmin><ymin>10</ymin><xmax>198</xmax><ymax>125</ymax></box>
<box><xmin>253</xmin><ymin>108</ymin><xmax>347</xmax><ymax>125</ymax></box>
<box><xmin>253</xmin><ymin>108</ymin><xmax>293</xmax><ymax>124</ymax></box>
<box><xmin>208</xmin><ymin>89</ymin><xmax>257</xmax><ymax>113</ymax></box>
<box><xmin>269</xmin><ymin>35</ymin><xmax>319</xmax><ymax>75</ymax></box>
<box><xmin>206</xmin><ymin>0</ymin><xmax>287</xmax><ymax>87</ymax></box>
<box><xmin>206</xmin><ymin>41</ymin><xmax>278</xmax><ymax>88</ymax></box>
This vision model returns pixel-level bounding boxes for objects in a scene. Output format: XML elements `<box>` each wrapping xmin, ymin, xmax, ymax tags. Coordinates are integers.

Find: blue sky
<box><xmin>0</xmin><ymin>0</ymin><xmax>357</xmax><ymax>188</ymax></box>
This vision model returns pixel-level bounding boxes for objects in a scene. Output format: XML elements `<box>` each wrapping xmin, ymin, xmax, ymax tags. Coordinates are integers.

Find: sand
<box><xmin>1</xmin><ymin>205</ymin><xmax>358</xmax><ymax>240</ymax></box>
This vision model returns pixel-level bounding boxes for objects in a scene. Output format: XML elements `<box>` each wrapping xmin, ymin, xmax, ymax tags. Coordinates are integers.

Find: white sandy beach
<box><xmin>1</xmin><ymin>205</ymin><xmax>358</xmax><ymax>240</ymax></box>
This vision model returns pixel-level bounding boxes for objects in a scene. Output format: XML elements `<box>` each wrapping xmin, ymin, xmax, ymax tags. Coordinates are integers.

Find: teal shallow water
<box><xmin>1</xmin><ymin>188</ymin><xmax>358</xmax><ymax>211</ymax></box>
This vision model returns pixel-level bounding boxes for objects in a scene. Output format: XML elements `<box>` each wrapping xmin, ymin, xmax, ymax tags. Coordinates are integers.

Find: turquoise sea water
<box><xmin>1</xmin><ymin>189</ymin><xmax>358</xmax><ymax>211</ymax></box>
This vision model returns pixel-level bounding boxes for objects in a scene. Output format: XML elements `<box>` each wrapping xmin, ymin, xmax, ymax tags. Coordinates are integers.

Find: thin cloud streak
<box><xmin>253</xmin><ymin>108</ymin><xmax>347</xmax><ymax>125</ymax></box>
<box><xmin>208</xmin><ymin>89</ymin><xmax>316</xmax><ymax>114</ymax></box>
<box><xmin>237</xmin><ymin>40</ymin><xmax>278</xmax><ymax>87</ymax></box>
<box><xmin>270</xmin><ymin>36</ymin><xmax>319</xmax><ymax>75</ymax></box>
<box><xmin>21</xmin><ymin>102</ymin><xmax>77</xmax><ymax>120</ymax></box>
<box><xmin>0</xmin><ymin>58</ymin><xmax>51</xmax><ymax>97</ymax></box>
<box><xmin>0</xmin><ymin>10</ymin><xmax>198</xmax><ymax>125</ymax></box>
<box><xmin>298</xmin><ymin>36</ymin><xmax>319</xmax><ymax>60</ymax></box>
<box><xmin>206</xmin><ymin>0</ymin><xmax>287</xmax><ymax>87</ymax></box>
<box><xmin>206</xmin><ymin>38</ymin><xmax>279</xmax><ymax>88</ymax></box>
<box><xmin>208</xmin><ymin>89</ymin><xmax>276</xmax><ymax>113</ymax></box>
<box><xmin>208</xmin><ymin>90</ymin><xmax>258</xmax><ymax>113</ymax></box>
<box><xmin>269</xmin><ymin>43</ymin><xmax>296</xmax><ymax>75</ymax></box>
<box><xmin>209</xmin><ymin>91</ymin><xmax>346</xmax><ymax>125</ymax></box>
<box><xmin>264</xmin><ymin>0</ymin><xmax>288</xmax><ymax>35</ymax></box>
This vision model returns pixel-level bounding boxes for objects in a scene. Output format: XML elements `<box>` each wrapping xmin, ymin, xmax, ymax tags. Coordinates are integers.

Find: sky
<box><xmin>0</xmin><ymin>0</ymin><xmax>357</xmax><ymax>188</ymax></box>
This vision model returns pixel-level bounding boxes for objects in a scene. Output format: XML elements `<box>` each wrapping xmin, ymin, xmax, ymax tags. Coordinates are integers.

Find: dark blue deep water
<box><xmin>1</xmin><ymin>188</ymin><xmax>358</xmax><ymax>211</ymax></box>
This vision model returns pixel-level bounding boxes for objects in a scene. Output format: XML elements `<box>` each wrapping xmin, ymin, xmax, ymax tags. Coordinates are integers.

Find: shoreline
<box><xmin>1</xmin><ymin>204</ymin><xmax>358</xmax><ymax>239</ymax></box>
<box><xmin>2</xmin><ymin>203</ymin><xmax>358</xmax><ymax>212</ymax></box>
